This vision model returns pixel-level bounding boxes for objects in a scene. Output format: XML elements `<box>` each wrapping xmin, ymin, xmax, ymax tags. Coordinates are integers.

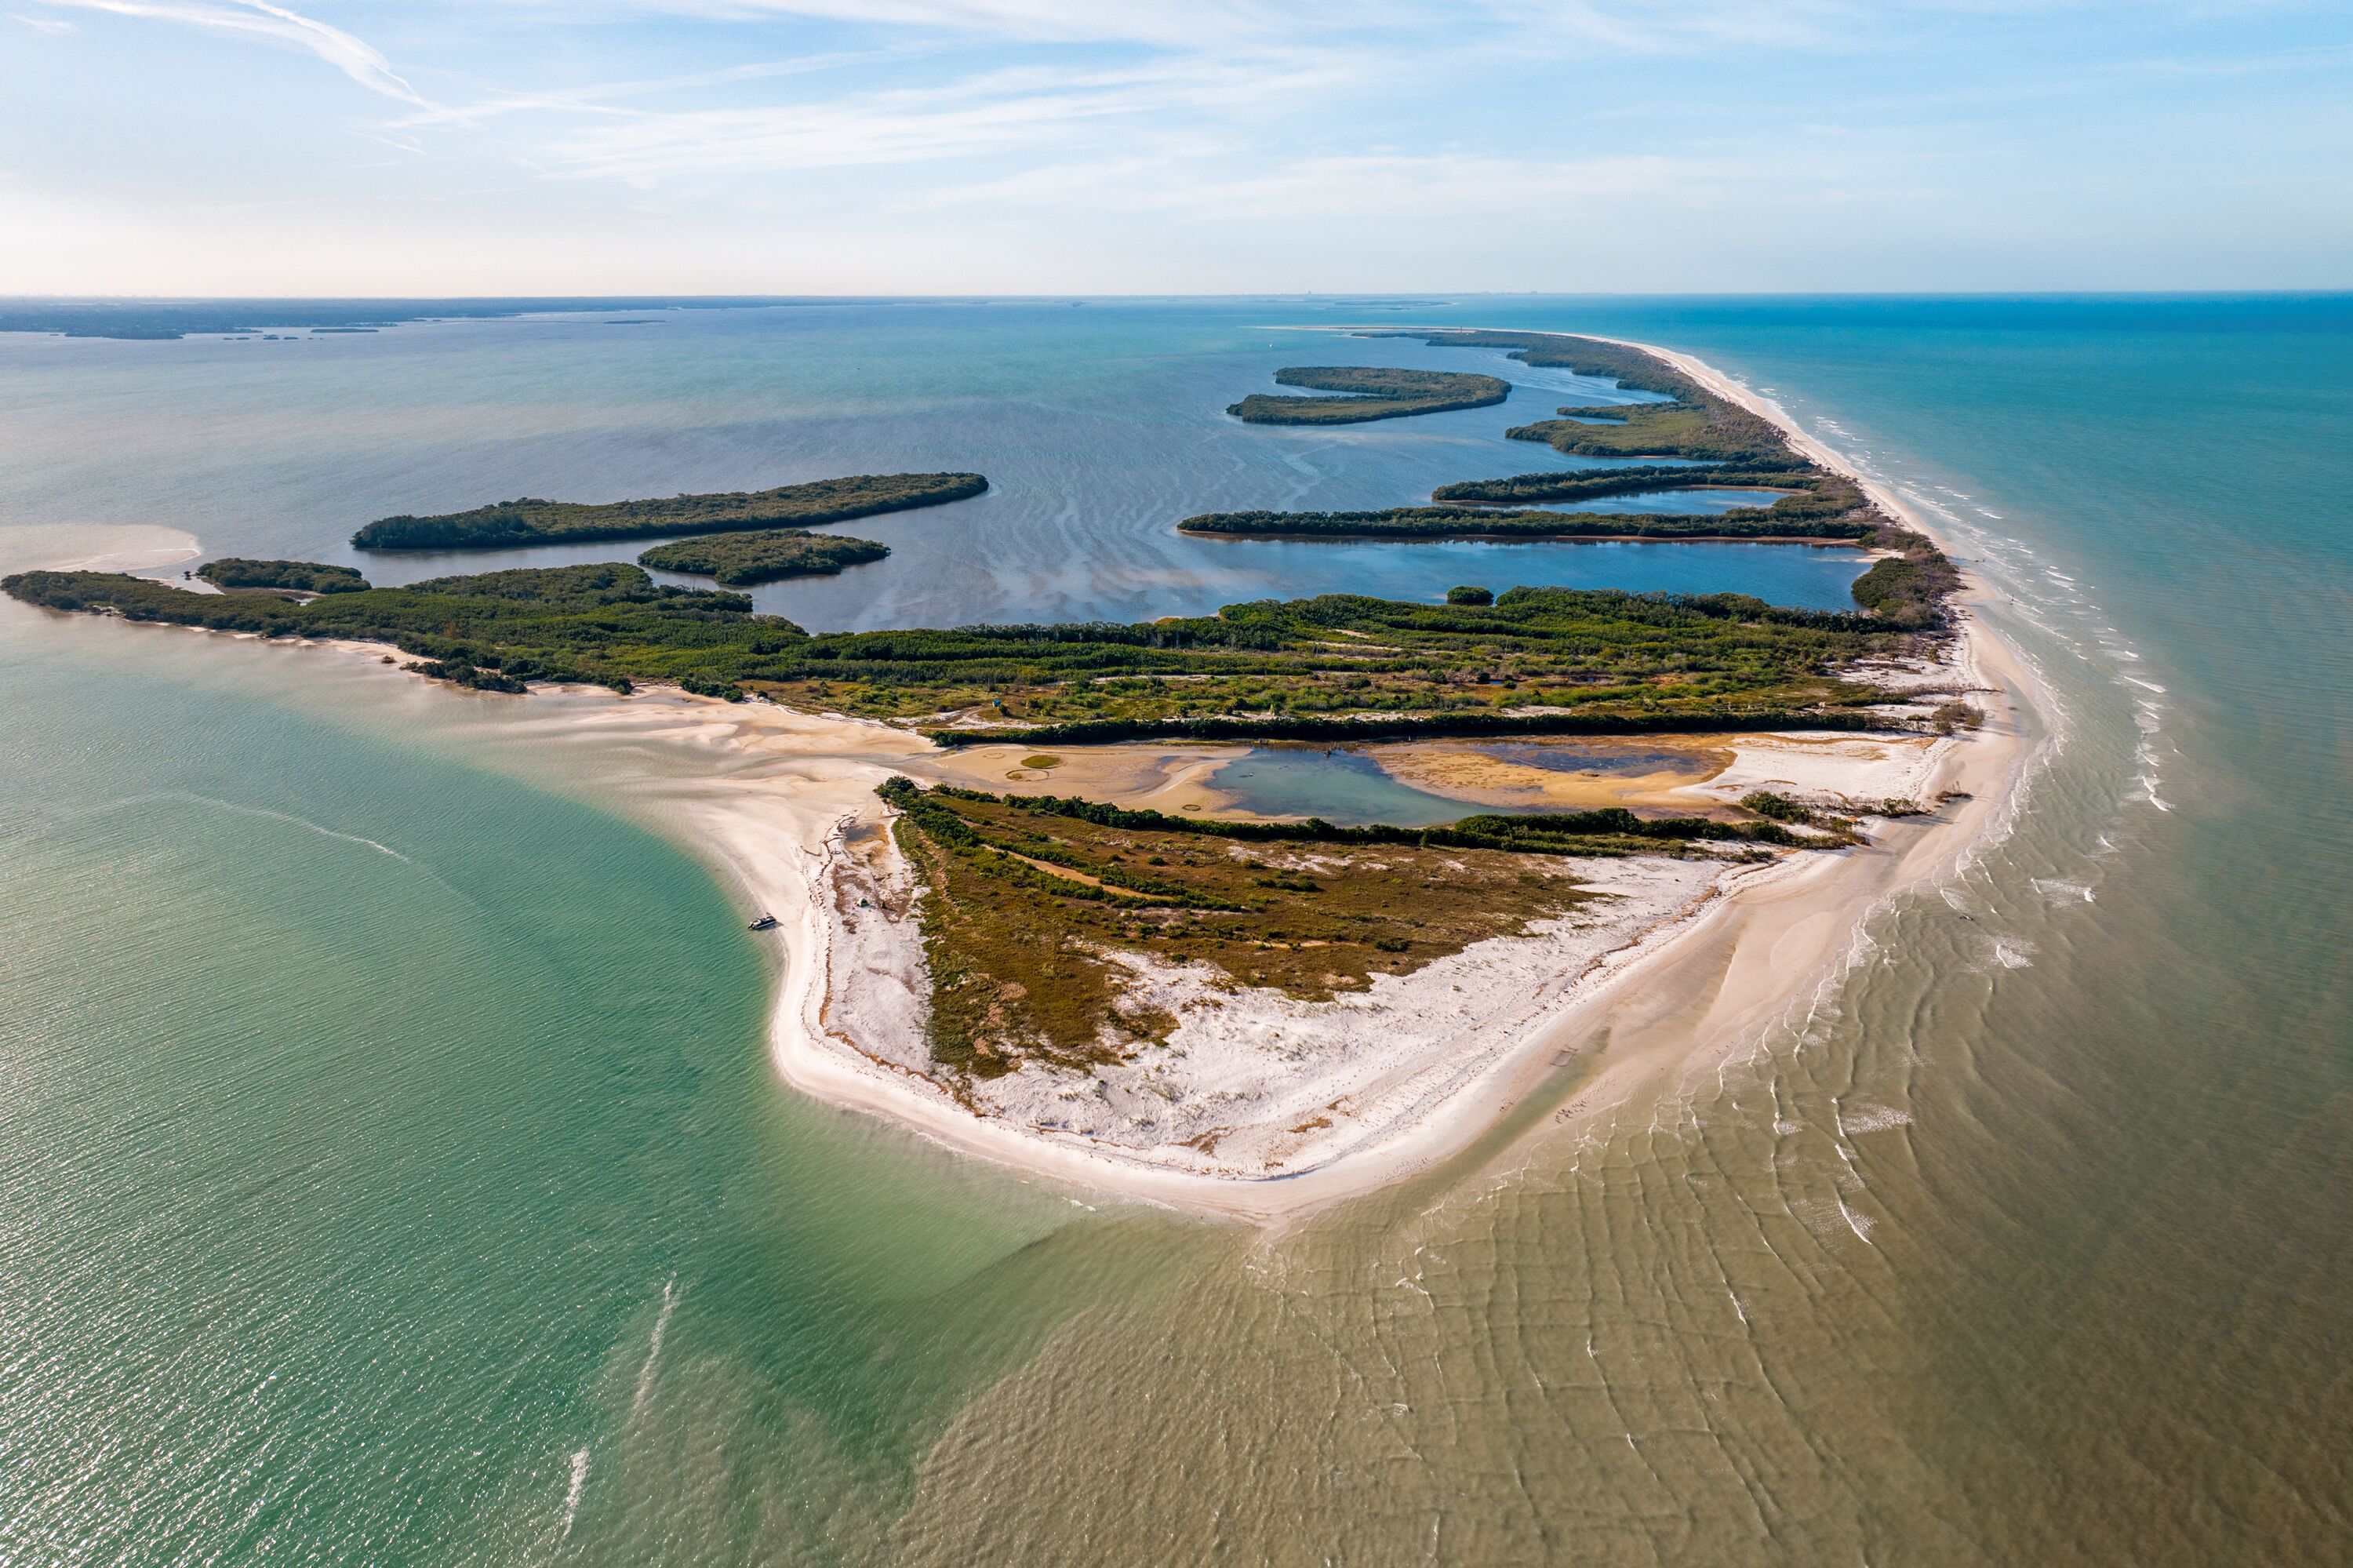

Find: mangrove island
<box><xmin>1227</xmin><ymin>366</ymin><xmax>1509</xmax><ymax>425</ymax></box>
<box><xmin>637</xmin><ymin>529</ymin><xmax>890</xmax><ymax>586</ymax></box>
<box><xmin>351</xmin><ymin>471</ymin><xmax>987</xmax><ymax>551</ymax></box>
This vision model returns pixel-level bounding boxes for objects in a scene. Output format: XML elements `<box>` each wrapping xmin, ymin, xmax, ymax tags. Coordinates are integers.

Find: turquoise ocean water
<box><xmin>1</xmin><ymin>297</ymin><xmax>2346</xmax><ymax>1563</ymax></box>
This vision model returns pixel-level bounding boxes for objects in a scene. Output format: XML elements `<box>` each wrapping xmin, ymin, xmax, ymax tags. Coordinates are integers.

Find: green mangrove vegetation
<box><xmin>1375</xmin><ymin>329</ymin><xmax>1784</xmax><ymax>447</ymax></box>
<box><xmin>5</xmin><ymin>564</ymin><xmax>1928</xmax><ymax>732</ymax></box>
<box><xmin>1434</xmin><ymin>462</ymin><xmax>1805</xmax><ymax>508</ymax></box>
<box><xmin>195</xmin><ymin>558</ymin><xmax>369</xmax><ymax>594</ymax></box>
<box><xmin>9</xmin><ymin>337</ymin><xmax>1964</xmax><ymax>738</ymax></box>
<box><xmin>879</xmin><ymin>778</ymin><xmax>1822</xmax><ymax>1077</ymax></box>
<box><xmin>636</xmin><ymin>529</ymin><xmax>889</xmax><ymax>586</ymax></box>
<box><xmin>922</xmin><ymin>706</ymin><xmax>1901</xmax><ymax>750</ymax></box>
<box><xmin>1850</xmin><ymin>550</ymin><xmax>1963</xmax><ymax>625</ymax></box>
<box><xmin>1180</xmin><ymin>506</ymin><xmax>1870</xmax><ymax>544</ymax></box>
<box><xmin>1227</xmin><ymin>366</ymin><xmax>1508</xmax><ymax>425</ymax></box>
<box><xmin>351</xmin><ymin>471</ymin><xmax>987</xmax><ymax>551</ymax></box>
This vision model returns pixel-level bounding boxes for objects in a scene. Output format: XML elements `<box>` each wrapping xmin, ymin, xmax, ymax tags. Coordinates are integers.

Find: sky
<box><xmin>3</xmin><ymin>1</ymin><xmax>2348</xmax><ymax>296</ymax></box>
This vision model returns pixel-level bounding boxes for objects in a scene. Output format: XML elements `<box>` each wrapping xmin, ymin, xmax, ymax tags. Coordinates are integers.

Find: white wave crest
<box><xmin>631</xmin><ymin>1278</ymin><xmax>678</xmax><ymax>1417</ymax></box>
<box><xmin>559</xmin><ymin>1448</ymin><xmax>589</xmax><ymax>1543</ymax></box>
<box><xmin>167</xmin><ymin>791</ymin><xmax>410</xmax><ymax>861</ymax></box>
<box><xmin>1835</xmin><ymin>1103</ymin><xmax>1914</xmax><ymax>1135</ymax></box>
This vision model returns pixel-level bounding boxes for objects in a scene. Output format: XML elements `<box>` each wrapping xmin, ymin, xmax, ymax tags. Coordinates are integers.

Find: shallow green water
<box><xmin>2</xmin><ymin>297</ymin><xmax>2348</xmax><ymax>1564</ymax></box>
<box><xmin>0</xmin><ymin>609</ymin><xmax>1182</xmax><ymax>1561</ymax></box>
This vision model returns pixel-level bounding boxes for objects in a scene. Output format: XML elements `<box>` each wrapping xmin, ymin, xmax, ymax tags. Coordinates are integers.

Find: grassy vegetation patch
<box><xmin>883</xmin><ymin>780</ymin><xmax>1596</xmax><ymax>1077</ymax></box>
<box><xmin>1228</xmin><ymin>366</ymin><xmax>1509</xmax><ymax>425</ymax></box>
<box><xmin>637</xmin><ymin>529</ymin><xmax>889</xmax><ymax>586</ymax></box>
<box><xmin>881</xmin><ymin>777</ymin><xmax>1838</xmax><ymax>1079</ymax></box>
<box><xmin>351</xmin><ymin>471</ymin><xmax>987</xmax><ymax>551</ymax></box>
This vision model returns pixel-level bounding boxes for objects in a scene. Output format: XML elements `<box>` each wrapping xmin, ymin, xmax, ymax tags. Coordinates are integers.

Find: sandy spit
<box><xmin>2</xmin><ymin>523</ymin><xmax>202</xmax><ymax>577</ymax></box>
<box><xmin>551</xmin><ymin>337</ymin><xmax>2035</xmax><ymax>1222</ymax></box>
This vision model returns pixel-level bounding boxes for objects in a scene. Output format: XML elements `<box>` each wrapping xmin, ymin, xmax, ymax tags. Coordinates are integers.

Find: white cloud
<box><xmin>35</xmin><ymin>0</ymin><xmax>431</xmax><ymax>105</ymax></box>
<box><xmin>500</xmin><ymin>0</ymin><xmax>1372</xmax><ymax>46</ymax></box>
<box><xmin>547</xmin><ymin>51</ymin><xmax>1358</xmax><ymax>178</ymax></box>
<box><xmin>941</xmin><ymin>151</ymin><xmax>1713</xmax><ymax>221</ymax></box>
<box><xmin>483</xmin><ymin>0</ymin><xmax>1860</xmax><ymax>49</ymax></box>
<box><xmin>8</xmin><ymin>0</ymin><xmax>2346</xmax><ymax>292</ymax></box>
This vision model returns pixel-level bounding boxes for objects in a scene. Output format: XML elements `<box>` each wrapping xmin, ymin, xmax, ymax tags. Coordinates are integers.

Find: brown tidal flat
<box><xmin>1370</xmin><ymin>737</ymin><xmax>1737</xmax><ymax>813</ymax></box>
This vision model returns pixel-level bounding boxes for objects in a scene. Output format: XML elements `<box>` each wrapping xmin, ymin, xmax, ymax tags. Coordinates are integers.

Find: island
<box><xmin>5</xmin><ymin>330</ymin><xmax>2009</xmax><ymax>1211</ymax></box>
<box><xmin>2</xmin><ymin>563</ymin><xmax>1936</xmax><ymax>738</ymax></box>
<box><xmin>1180</xmin><ymin>504</ymin><xmax>1861</xmax><ymax>544</ymax></box>
<box><xmin>0</xmin><ymin>297</ymin><xmax>787</xmax><ymax>340</ymax></box>
<box><xmin>195</xmin><ymin>558</ymin><xmax>370</xmax><ymax>594</ymax></box>
<box><xmin>637</xmin><ymin>529</ymin><xmax>889</xmax><ymax>586</ymax></box>
<box><xmin>1227</xmin><ymin>366</ymin><xmax>1508</xmax><ymax>424</ymax></box>
<box><xmin>351</xmin><ymin>471</ymin><xmax>987</xmax><ymax>550</ymax></box>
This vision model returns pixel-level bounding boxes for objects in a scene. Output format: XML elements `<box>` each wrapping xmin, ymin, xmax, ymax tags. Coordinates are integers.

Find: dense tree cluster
<box><xmin>352</xmin><ymin>471</ymin><xmax>987</xmax><ymax>550</ymax></box>
<box><xmin>195</xmin><ymin>558</ymin><xmax>370</xmax><ymax>594</ymax></box>
<box><xmin>14</xmin><ymin>335</ymin><xmax>1961</xmax><ymax>738</ymax></box>
<box><xmin>6</xmin><ymin>565</ymin><xmax>1918</xmax><ymax>730</ymax></box>
<box><xmin>637</xmin><ymin>529</ymin><xmax>889</xmax><ymax>585</ymax></box>
<box><xmin>1204</xmin><ymin>329</ymin><xmax>1970</xmax><ymax>627</ymax></box>
<box><xmin>1227</xmin><ymin>366</ymin><xmax>1509</xmax><ymax>425</ymax></box>
<box><xmin>1180</xmin><ymin>506</ymin><xmax>1869</xmax><ymax>542</ymax></box>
